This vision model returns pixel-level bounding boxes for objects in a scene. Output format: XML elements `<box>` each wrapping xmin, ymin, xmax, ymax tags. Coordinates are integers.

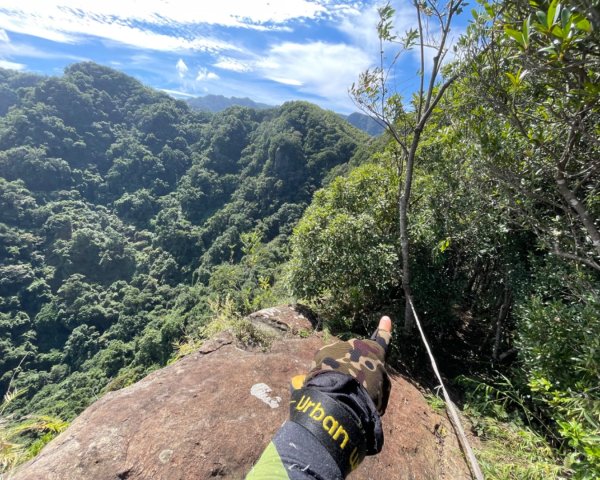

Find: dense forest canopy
<box><xmin>0</xmin><ymin>62</ymin><xmax>371</xmax><ymax>423</ymax></box>
<box><xmin>1</xmin><ymin>0</ymin><xmax>599</xmax><ymax>478</ymax></box>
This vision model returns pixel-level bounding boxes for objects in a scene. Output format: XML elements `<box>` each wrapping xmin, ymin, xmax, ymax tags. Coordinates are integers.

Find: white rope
<box><xmin>408</xmin><ymin>298</ymin><xmax>485</xmax><ymax>480</ymax></box>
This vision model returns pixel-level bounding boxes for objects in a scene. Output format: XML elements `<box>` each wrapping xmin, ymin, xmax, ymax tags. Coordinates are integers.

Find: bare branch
<box><xmin>423</xmin><ymin>0</ymin><xmax>463</xmax><ymax>114</ymax></box>
<box><xmin>419</xmin><ymin>74</ymin><xmax>458</xmax><ymax>128</ymax></box>
<box><xmin>551</xmin><ymin>248</ymin><xmax>600</xmax><ymax>271</ymax></box>
<box><xmin>555</xmin><ymin>127</ymin><xmax>600</xmax><ymax>257</ymax></box>
<box><xmin>416</xmin><ymin>0</ymin><xmax>425</xmax><ymax>122</ymax></box>
<box><xmin>486</xmin><ymin>163</ymin><xmax>569</xmax><ymax>213</ymax></box>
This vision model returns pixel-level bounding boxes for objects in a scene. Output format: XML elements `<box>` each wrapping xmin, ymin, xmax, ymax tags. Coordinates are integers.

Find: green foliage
<box><xmin>514</xmin><ymin>259</ymin><xmax>600</xmax><ymax>477</ymax></box>
<box><xmin>287</xmin><ymin>1</ymin><xmax>598</xmax><ymax>473</ymax></box>
<box><xmin>0</xmin><ymin>62</ymin><xmax>365</xmax><ymax>428</ymax></box>
<box><xmin>1</xmin><ymin>386</ymin><xmax>68</xmax><ymax>476</ymax></box>
<box><xmin>469</xmin><ymin>411</ymin><xmax>566</xmax><ymax>479</ymax></box>
<box><xmin>466</xmin><ymin>0</ymin><xmax>600</xmax><ymax>270</ymax></box>
<box><xmin>200</xmin><ymin>296</ymin><xmax>274</xmax><ymax>351</ymax></box>
<box><xmin>530</xmin><ymin>377</ymin><xmax>600</xmax><ymax>477</ymax></box>
<box><xmin>289</xmin><ymin>162</ymin><xmax>400</xmax><ymax>328</ymax></box>
<box><xmin>1</xmin><ymin>13</ymin><xmax>597</xmax><ymax>472</ymax></box>
<box><xmin>0</xmin><ymin>388</ymin><xmax>26</xmax><ymax>473</ymax></box>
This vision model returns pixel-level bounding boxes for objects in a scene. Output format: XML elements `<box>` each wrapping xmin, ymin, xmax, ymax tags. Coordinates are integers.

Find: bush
<box><xmin>289</xmin><ymin>162</ymin><xmax>400</xmax><ymax>329</ymax></box>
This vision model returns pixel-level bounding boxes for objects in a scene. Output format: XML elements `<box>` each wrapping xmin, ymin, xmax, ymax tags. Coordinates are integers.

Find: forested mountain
<box><xmin>187</xmin><ymin>95</ymin><xmax>384</xmax><ymax>136</ymax></box>
<box><xmin>187</xmin><ymin>94</ymin><xmax>272</xmax><ymax>112</ymax></box>
<box><xmin>0</xmin><ymin>62</ymin><xmax>370</xmax><ymax>420</ymax></box>
<box><xmin>1</xmin><ymin>0</ymin><xmax>598</xmax><ymax>476</ymax></box>
<box><xmin>341</xmin><ymin>112</ymin><xmax>384</xmax><ymax>136</ymax></box>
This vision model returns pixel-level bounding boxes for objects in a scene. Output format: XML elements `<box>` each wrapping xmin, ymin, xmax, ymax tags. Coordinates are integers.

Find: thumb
<box><xmin>378</xmin><ymin>315</ymin><xmax>392</xmax><ymax>333</ymax></box>
<box><xmin>371</xmin><ymin>315</ymin><xmax>392</xmax><ymax>353</ymax></box>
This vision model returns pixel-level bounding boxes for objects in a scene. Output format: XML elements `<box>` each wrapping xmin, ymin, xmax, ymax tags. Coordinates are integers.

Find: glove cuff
<box><xmin>290</xmin><ymin>387</ymin><xmax>367</xmax><ymax>476</ymax></box>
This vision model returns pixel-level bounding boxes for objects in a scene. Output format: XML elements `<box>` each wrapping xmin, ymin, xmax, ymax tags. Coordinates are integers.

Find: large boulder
<box><xmin>11</xmin><ymin>305</ymin><xmax>471</xmax><ymax>479</ymax></box>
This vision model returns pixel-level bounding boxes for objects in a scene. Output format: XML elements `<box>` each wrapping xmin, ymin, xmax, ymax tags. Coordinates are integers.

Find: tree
<box><xmin>463</xmin><ymin>0</ymin><xmax>599</xmax><ymax>271</ymax></box>
<box><xmin>350</xmin><ymin>0</ymin><xmax>468</xmax><ymax>330</ymax></box>
<box><xmin>290</xmin><ymin>163</ymin><xmax>400</xmax><ymax>326</ymax></box>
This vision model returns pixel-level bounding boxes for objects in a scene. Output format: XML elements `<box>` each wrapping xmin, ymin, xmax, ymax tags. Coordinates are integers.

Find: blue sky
<box><xmin>0</xmin><ymin>1</ymin><xmax>468</xmax><ymax>114</ymax></box>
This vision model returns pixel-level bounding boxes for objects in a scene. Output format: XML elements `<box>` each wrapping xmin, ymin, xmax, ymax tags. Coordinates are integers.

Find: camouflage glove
<box><xmin>301</xmin><ymin>316</ymin><xmax>392</xmax><ymax>415</ymax></box>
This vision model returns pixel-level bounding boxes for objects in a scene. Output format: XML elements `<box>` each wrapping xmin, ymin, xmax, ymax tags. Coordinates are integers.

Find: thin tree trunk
<box><xmin>400</xmin><ymin>128</ymin><xmax>423</xmax><ymax>332</ymax></box>
<box><xmin>465</xmin><ymin>260</ymin><xmax>481</xmax><ymax>295</ymax></box>
<box><xmin>556</xmin><ymin>172</ymin><xmax>600</xmax><ymax>257</ymax></box>
<box><xmin>492</xmin><ymin>288</ymin><xmax>512</xmax><ymax>361</ymax></box>
<box><xmin>498</xmin><ymin>347</ymin><xmax>518</xmax><ymax>362</ymax></box>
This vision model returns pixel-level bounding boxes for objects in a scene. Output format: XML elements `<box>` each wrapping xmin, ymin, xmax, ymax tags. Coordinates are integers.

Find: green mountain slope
<box><xmin>0</xmin><ymin>62</ymin><xmax>370</xmax><ymax>419</ymax></box>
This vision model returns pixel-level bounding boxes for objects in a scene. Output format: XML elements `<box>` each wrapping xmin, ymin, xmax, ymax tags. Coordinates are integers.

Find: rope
<box><xmin>408</xmin><ymin>298</ymin><xmax>485</xmax><ymax>480</ymax></box>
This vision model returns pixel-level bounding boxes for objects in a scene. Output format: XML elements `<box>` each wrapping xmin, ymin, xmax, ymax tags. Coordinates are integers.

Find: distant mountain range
<box><xmin>187</xmin><ymin>94</ymin><xmax>271</xmax><ymax>112</ymax></box>
<box><xmin>340</xmin><ymin>112</ymin><xmax>385</xmax><ymax>136</ymax></box>
<box><xmin>187</xmin><ymin>95</ymin><xmax>385</xmax><ymax>136</ymax></box>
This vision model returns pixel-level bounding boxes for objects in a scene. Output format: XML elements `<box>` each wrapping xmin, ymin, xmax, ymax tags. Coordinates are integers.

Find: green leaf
<box><xmin>522</xmin><ymin>16</ymin><xmax>531</xmax><ymax>47</ymax></box>
<box><xmin>551</xmin><ymin>25</ymin><xmax>565</xmax><ymax>39</ymax></box>
<box><xmin>438</xmin><ymin>237</ymin><xmax>451</xmax><ymax>253</ymax></box>
<box><xmin>506</xmin><ymin>71</ymin><xmax>518</xmax><ymax>87</ymax></box>
<box><xmin>505</xmin><ymin>27</ymin><xmax>525</xmax><ymax>46</ymax></box>
<box><xmin>402</xmin><ymin>28</ymin><xmax>419</xmax><ymax>49</ymax></box>
<box><xmin>536</xmin><ymin>10</ymin><xmax>547</xmax><ymax>28</ymax></box>
<box><xmin>582</xmin><ymin>435</ymin><xmax>600</xmax><ymax>444</ymax></box>
<box><xmin>575</xmin><ymin>16</ymin><xmax>591</xmax><ymax>32</ymax></box>
<box><xmin>377</xmin><ymin>3</ymin><xmax>397</xmax><ymax>42</ymax></box>
<box><xmin>547</xmin><ymin>0</ymin><xmax>559</xmax><ymax>29</ymax></box>
<box><xmin>561</xmin><ymin>8</ymin><xmax>571</xmax><ymax>31</ymax></box>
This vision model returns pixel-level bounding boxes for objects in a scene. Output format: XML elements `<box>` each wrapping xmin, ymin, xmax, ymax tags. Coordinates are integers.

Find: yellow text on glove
<box><xmin>295</xmin><ymin>393</ymin><xmax>350</xmax><ymax>449</ymax></box>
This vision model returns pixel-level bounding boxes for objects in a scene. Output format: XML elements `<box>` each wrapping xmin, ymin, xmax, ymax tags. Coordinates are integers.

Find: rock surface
<box><xmin>11</xmin><ymin>305</ymin><xmax>471</xmax><ymax>480</ymax></box>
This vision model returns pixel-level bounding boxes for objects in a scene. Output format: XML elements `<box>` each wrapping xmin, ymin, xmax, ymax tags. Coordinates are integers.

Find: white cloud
<box><xmin>0</xmin><ymin>1</ymin><xmax>339</xmax><ymax>54</ymax></box>
<box><xmin>0</xmin><ymin>7</ymin><xmax>237</xmax><ymax>53</ymax></box>
<box><xmin>256</xmin><ymin>41</ymin><xmax>372</xmax><ymax>109</ymax></box>
<box><xmin>196</xmin><ymin>68</ymin><xmax>219</xmax><ymax>81</ymax></box>
<box><xmin>0</xmin><ymin>40</ymin><xmax>87</xmax><ymax>61</ymax></box>
<box><xmin>338</xmin><ymin>4</ymin><xmax>381</xmax><ymax>55</ymax></box>
<box><xmin>271</xmin><ymin>77</ymin><xmax>303</xmax><ymax>86</ymax></box>
<box><xmin>0</xmin><ymin>59</ymin><xmax>25</xmax><ymax>70</ymax></box>
<box><xmin>0</xmin><ymin>29</ymin><xmax>9</xmax><ymax>43</ymax></box>
<box><xmin>338</xmin><ymin>3</ymin><xmax>417</xmax><ymax>54</ymax></box>
<box><xmin>160</xmin><ymin>88</ymin><xmax>197</xmax><ymax>98</ymax></box>
<box><xmin>213</xmin><ymin>57</ymin><xmax>253</xmax><ymax>73</ymax></box>
<box><xmin>176</xmin><ymin>58</ymin><xmax>189</xmax><ymax>78</ymax></box>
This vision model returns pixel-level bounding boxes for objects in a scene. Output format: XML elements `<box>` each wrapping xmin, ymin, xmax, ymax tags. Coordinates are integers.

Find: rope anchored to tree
<box><xmin>408</xmin><ymin>298</ymin><xmax>485</xmax><ymax>480</ymax></box>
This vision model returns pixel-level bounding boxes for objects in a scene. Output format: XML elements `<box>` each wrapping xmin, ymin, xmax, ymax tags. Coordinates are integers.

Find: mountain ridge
<box><xmin>186</xmin><ymin>93</ymin><xmax>384</xmax><ymax>136</ymax></box>
<box><xmin>0</xmin><ymin>62</ymin><xmax>370</xmax><ymax>426</ymax></box>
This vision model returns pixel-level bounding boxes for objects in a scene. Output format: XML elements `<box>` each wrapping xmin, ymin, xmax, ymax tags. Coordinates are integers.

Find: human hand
<box><xmin>300</xmin><ymin>316</ymin><xmax>392</xmax><ymax>415</ymax></box>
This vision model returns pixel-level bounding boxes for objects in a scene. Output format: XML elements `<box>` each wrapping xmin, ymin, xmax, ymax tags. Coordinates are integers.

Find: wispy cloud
<box><xmin>0</xmin><ymin>0</ymin><xmax>338</xmax><ymax>54</ymax></box>
<box><xmin>213</xmin><ymin>56</ymin><xmax>253</xmax><ymax>73</ymax></box>
<box><xmin>0</xmin><ymin>9</ymin><xmax>239</xmax><ymax>53</ymax></box>
<box><xmin>0</xmin><ymin>1</ymin><xmax>435</xmax><ymax>113</ymax></box>
<box><xmin>196</xmin><ymin>68</ymin><xmax>219</xmax><ymax>81</ymax></box>
<box><xmin>176</xmin><ymin>58</ymin><xmax>188</xmax><ymax>78</ymax></box>
<box><xmin>0</xmin><ymin>39</ymin><xmax>88</xmax><ymax>61</ymax></box>
<box><xmin>256</xmin><ymin>41</ymin><xmax>372</xmax><ymax>109</ymax></box>
<box><xmin>160</xmin><ymin>88</ymin><xmax>197</xmax><ymax>98</ymax></box>
<box><xmin>0</xmin><ymin>59</ymin><xmax>25</xmax><ymax>70</ymax></box>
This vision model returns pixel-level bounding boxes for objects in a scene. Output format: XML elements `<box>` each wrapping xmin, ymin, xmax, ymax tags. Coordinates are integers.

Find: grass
<box><xmin>424</xmin><ymin>392</ymin><xmax>447</xmax><ymax>413</ymax></box>
<box><xmin>170</xmin><ymin>296</ymin><xmax>276</xmax><ymax>364</ymax></box>
<box><xmin>423</xmin><ymin>385</ymin><xmax>567</xmax><ymax>479</ymax></box>
<box><xmin>1</xmin><ymin>388</ymin><xmax>68</xmax><ymax>478</ymax></box>
<box><xmin>466</xmin><ymin>408</ymin><xmax>568</xmax><ymax>480</ymax></box>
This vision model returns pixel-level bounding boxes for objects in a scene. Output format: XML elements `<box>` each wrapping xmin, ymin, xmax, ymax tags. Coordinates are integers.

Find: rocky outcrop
<box><xmin>11</xmin><ymin>305</ymin><xmax>471</xmax><ymax>479</ymax></box>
